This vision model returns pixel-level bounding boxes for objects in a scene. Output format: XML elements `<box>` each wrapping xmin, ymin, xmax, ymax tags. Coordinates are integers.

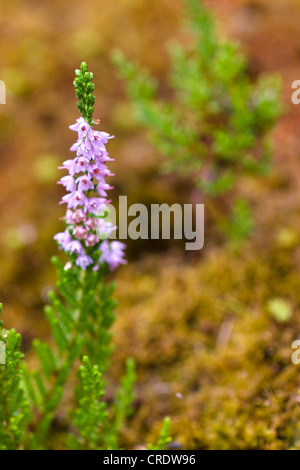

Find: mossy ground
<box><xmin>113</xmin><ymin>234</ymin><xmax>300</xmax><ymax>449</ymax></box>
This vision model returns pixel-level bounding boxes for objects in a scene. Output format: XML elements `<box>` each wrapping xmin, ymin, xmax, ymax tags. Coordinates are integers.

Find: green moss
<box><xmin>112</xmin><ymin>235</ymin><xmax>300</xmax><ymax>449</ymax></box>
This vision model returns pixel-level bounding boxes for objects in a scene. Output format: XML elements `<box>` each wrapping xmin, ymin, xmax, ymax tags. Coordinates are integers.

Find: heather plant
<box><xmin>0</xmin><ymin>63</ymin><xmax>170</xmax><ymax>450</ymax></box>
<box><xmin>113</xmin><ymin>0</ymin><xmax>282</xmax><ymax>240</ymax></box>
<box><xmin>0</xmin><ymin>304</ymin><xmax>30</xmax><ymax>450</ymax></box>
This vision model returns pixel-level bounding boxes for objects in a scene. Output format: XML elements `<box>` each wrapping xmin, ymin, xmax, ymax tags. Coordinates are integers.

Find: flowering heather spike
<box><xmin>55</xmin><ymin>64</ymin><xmax>126</xmax><ymax>271</ymax></box>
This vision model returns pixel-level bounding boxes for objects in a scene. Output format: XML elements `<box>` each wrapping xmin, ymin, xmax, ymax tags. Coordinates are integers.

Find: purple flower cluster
<box><xmin>54</xmin><ymin>117</ymin><xmax>126</xmax><ymax>271</ymax></box>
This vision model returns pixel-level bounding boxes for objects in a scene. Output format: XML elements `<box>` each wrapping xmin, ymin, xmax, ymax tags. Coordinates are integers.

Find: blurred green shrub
<box><xmin>113</xmin><ymin>0</ymin><xmax>281</xmax><ymax>238</ymax></box>
<box><xmin>220</xmin><ymin>198</ymin><xmax>255</xmax><ymax>245</ymax></box>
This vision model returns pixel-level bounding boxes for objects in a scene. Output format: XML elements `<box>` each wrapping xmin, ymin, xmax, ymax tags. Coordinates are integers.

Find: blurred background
<box><xmin>1</xmin><ymin>0</ymin><xmax>300</xmax><ymax>449</ymax></box>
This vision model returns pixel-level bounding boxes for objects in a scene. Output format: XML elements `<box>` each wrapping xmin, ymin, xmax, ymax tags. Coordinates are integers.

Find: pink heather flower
<box><xmin>64</xmin><ymin>262</ymin><xmax>73</xmax><ymax>271</ymax></box>
<box><xmin>94</xmin><ymin>130</ymin><xmax>113</xmax><ymax>142</ymax></box>
<box><xmin>66</xmin><ymin>209</ymin><xmax>75</xmax><ymax>224</ymax></box>
<box><xmin>93</xmin><ymin>150</ymin><xmax>112</xmax><ymax>162</ymax></box>
<box><xmin>69</xmin><ymin>118</ymin><xmax>93</xmax><ymax>140</ymax></box>
<box><xmin>69</xmin><ymin>117</ymin><xmax>86</xmax><ymax>132</ymax></box>
<box><xmin>99</xmin><ymin>240</ymin><xmax>127</xmax><ymax>271</ymax></box>
<box><xmin>70</xmin><ymin>141</ymin><xmax>81</xmax><ymax>153</ymax></box>
<box><xmin>86</xmin><ymin>197</ymin><xmax>106</xmax><ymax>215</ymax></box>
<box><xmin>97</xmin><ymin>219</ymin><xmax>116</xmax><ymax>239</ymax></box>
<box><xmin>96</xmin><ymin>180</ymin><xmax>113</xmax><ymax>197</ymax></box>
<box><xmin>67</xmin><ymin>240</ymin><xmax>84</xmax><ymax>255</ymax></box>
<box><xmin>76</xmin><ymin>254</ymin><xmax>93</xmax><ymax>270</ymax></box>
<box><xmin>89</xmin><ymin>161</ymin><xmax>107</xmax><ymax>173</ymax></box>
<box><xmin>89</xmin><ymin>165</ymin><xmax>104</xmax><ymax>180</ymax></box>
<box><xmin>77</xmin><ymin>140</ymin><xmax>96</xmax><ymax>158</ymax></box>
<box><xmin>85</xmin><ymin>234</ymin><xmax>99</xmax><ymax>247</ymax></box>
<box><xmin>73</xmin><ymin>225</ymin><xmax>87</xmax><ymax>240</ymax></box>
<box><xmin>86</xmin><ymin>135</ymin><xmax>107</xmax><ymax>152</ymax></box>
<box><xmin>101</xmin><ymin>168</ymin><xmax>114</xmax><ymax>178</ymax></box>
<box><xmin>60</xmin><ymin>159</ymin><xmax>77</xmax><ymax>176</ymax></box>
<box><xmin>54</xmin><ymin>229</ymin><xmax>72</xmax><ymax>250</ymax></box>
<box><xmin>85</xmin><ymin>217</ymin><xmax>98</xmax><ymax>231</ymax></box>
<box><xmin>55</xmin><ymin>116</ymin><xmax>126</xmax><ymax>270</ymax></box>
<box><xmin>76</xmin><ymin>175</ymin><xmax>94</xmax><ymax>192</ymax></box>
<box><xmin>75</xmin><ymin>157</ymin><xmax>90</xmax><ymax>173</ymax></box>
<box><xmin>62</xmin><ymin>191</ymin><xmax>87</xmax><ymax>209</ymax></box>
<box><xmin>93</xmin><ymin>153</ymin><xmax>113</xmax><ymax>166</ymax></box>
<box><xmin>73</xmin><ymin>209</ymin><xmax>86</xmax><ymax>224</ymax></box>
<box><xmin>59</xmin><ymin>175</ymin><xmax>76</xmax><ymax>192</ymax></box>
